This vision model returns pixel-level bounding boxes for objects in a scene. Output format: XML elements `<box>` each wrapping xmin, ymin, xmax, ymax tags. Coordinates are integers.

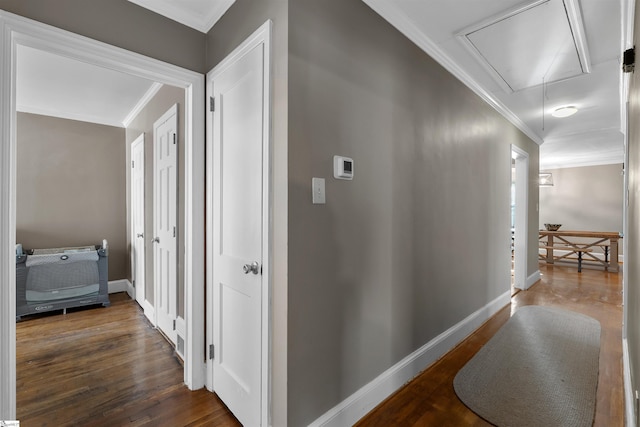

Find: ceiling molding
<box><xmin>362</xmin><ymin>0</ymin><xmax>543</xmax><ymax>145</ymax></box>
<box><xmin>122</xmin><ymin>82</ymin><xmax>163</xmax><ymax>128</ymax></box>
<box><xmin>128</xmin><ymin>0</ymin><xmax>235</xmax><ymax>33</ymax></box>
<box><xmin>564</xmin><ymin>0</ymin><xmax>591</xmax><ymax>74</ymax></box>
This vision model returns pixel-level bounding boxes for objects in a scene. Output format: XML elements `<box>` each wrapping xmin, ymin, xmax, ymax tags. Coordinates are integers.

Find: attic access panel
<box><xmin>459</xmin><ymin>0</ymin><xmax>590</xmax><ymax>93</ymax></box>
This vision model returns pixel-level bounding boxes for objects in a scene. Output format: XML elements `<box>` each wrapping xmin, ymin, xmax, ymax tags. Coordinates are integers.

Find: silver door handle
<box><xmin>137</xmin><ymin>233</ymin><xmax>144</xmax><ymax>238</ymax></box>
<box><xmin>151</xmin><ymin>237</ymin><xmax>160</xmax><ymax>244</ymax></box>
<box><xmin>243</xmin><ymin>261</ymin><xmax>260</xmax><ymax>275</ymax></box>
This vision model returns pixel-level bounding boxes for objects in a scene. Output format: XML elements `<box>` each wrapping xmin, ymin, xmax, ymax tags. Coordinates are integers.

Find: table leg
<box><xmin>610</xmin><ymin>238</ymin><xmax>619</xmax><ymax>272</ymax></box>
<box><xmin>546</xmin><ymin>235</ymin><xmax>554</xmax><ymax>264</ymax></box>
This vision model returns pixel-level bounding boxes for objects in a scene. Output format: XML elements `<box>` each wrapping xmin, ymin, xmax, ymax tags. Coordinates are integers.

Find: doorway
<box><xmin>131</xmin><ymin>134</ymin><xmax>146</xmax><ymax>309</ymax></box>
<box><xmin>206</xmin><ymin>21</ymin><xmax>272</xmax><ymax>427</ymax></box>
<box><xmin>511</xmin><ymin>145</ymin><xmax>529</xmax><ymax>291</ymax></box>
<box><xmin>0</xmin><ymin>12</ymin><xmax>206</xmax><ymax>418</ymax></box>
<box><xmin>153</xmin><ymin>104</ymin><xmax>179</xmax><ymax>345</ymax></box>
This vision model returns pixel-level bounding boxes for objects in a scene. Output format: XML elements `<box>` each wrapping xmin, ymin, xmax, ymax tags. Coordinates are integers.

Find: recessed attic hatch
<box><xmin>458</xmin><ymin>0</ymin><xmax>591</xmax><ymax>93</ymax></box>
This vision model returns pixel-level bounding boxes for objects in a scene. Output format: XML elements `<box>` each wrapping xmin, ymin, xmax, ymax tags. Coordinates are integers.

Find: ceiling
<box><xmin>127</xmin><ymin>0</ymin><xmax>235</xmax><ymax>33</ymax></box>
<box><xmin>17</xmin><ymin>45</ymin><xmax>162</xmax><ymax>128</ymax></box>
<box><xmin>362</xmin><ymin>0</ymin><xmax>628</xmax><ymax>170</ymax></box>
<box><xmin>18</xmin><ymin>0</ymin><xmax>628</xmax><ymax>169</ymax></box>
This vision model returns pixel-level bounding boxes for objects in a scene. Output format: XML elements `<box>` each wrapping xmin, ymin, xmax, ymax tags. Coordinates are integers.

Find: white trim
<box><xmin>0</xmin><ymin>14</ymin><xmax>17</xmax><ymax>420</ymax></box>
<box><xmin>127</xmin><ymin>0</ymin><xmax>235</xmax><ymax>33</ymax></box>
<box><xmin>142</xmin><ymin>299</ymin><xmax>155</xmax><ymax>324</ymax></box>
<box><xmin>309</xmin><ymin>290</ymin><xmax>511</xmax><ymax>427</ymax></box>
<box><xmin>108</xmin><ymin>279</ymin><xmax>132</xmax><ymax>295</ymax></box>
<box><xmin>122</xmin><ymin>82</ymin><xmax>163</xmax><ymax>128</ymax></box>
<box><xmin>206</xmin><ymin>20</ymin><xmax>273</xmax><ymax>427</ymax></box>
<box><xmin>511</xmin><ymin>145</ymin><xmax>530</xmax><ymax>290</ymax></box>
<box><xmin>0</xmin><ymin>11</ymin><xmax>205</xmax><ymax>417</ymax></box>
<box><xmin>362</xmin><ymin>0</ymin><xmax>543</xmax><ymax>145</ymax></box>
<box><xmin>527</xmin><ymin>270</ymin><xmax>541</xmax><ymax>288</ymax></box>
<box><xmin>624</xmin><ymin>338</ymin><xmax>636</xmax><ymax>427</ymax></box>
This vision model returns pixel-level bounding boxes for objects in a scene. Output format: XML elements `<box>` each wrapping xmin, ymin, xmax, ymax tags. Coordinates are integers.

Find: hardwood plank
<box><xmin>356</xmin><ymin>263</ymin><xmax>624</xmax><ymax>426</ymax></box>
<box><xmin>16</xmin><ymin>293</ymin><xmax>241</xmax><ymax>427</ymax></box>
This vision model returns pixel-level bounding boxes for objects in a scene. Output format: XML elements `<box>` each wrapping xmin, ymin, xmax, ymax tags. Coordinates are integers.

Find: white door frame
<box><xmin>0</xmin><ymin>11</ymin><xmax>206</xmax><ymax>418</ymax></box>
<box><xmin>131</xmin><ymin>133</ymin><xmax>146</xmax><ymax>307</ymax></box>
<box><xmin>206</xmin><ymin>20</ymin><xmax>273</xmax><ymax>426</ymax></box>
<box><xmin>511</xmin><ymin>145</ymin><xmax>529</xmax><ymax>290</ymax></box>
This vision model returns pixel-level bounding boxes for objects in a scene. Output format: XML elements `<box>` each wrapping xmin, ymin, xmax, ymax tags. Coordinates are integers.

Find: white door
<box><xmin>209</xmin><ymin>22</ymin><xmax>271</xmax><ymax>427</ymax></box>
<box><xmin>131</xmin><ymin>134</ymin><xmax>146</xmax><ymax>308</ymax></box>
<box><xmin>153</xmin><ymin>105</ymin><xmax>178</xmax><ymax>344</ymax></box>
<box><xmin>511</xmin><ymin>145</ymin><xmax>529</xmax><ymax>290</ymax></box>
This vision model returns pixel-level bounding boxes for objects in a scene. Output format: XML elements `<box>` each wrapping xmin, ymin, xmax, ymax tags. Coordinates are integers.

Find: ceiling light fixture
<box><xmin>539</xmin><ymin>173</ymin><xmax>554</xmax><ymax>186</ymax></box>
<box><xmin>551</xmin><ymin>106</ymin><xmax>578</xmax><ymax>118</ymax></box>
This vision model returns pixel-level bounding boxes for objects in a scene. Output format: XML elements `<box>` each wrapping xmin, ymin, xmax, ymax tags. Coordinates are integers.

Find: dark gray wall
<box><xmin>125</xmin><ymin>85</ymin><xmax>185</xmax><ymax>316</ymax></box>
<box><xmin>287</xmin><ymin>0</ymin><xmax>539</xmax><ymax>425</ymax></box>
<box><xmin>0</xmin><ymin>0</ymin><xmax>206</xmax><ymax>73</ymax></box>
<box><xmin>16</xmin><ymin>112</ymin><xmax>127</xmax><ymax>280</ymax></box>
<box><xmin>625</xmin><ymin>4</ymin><xmax>640</xmax><ymax>422</ymax></box>
<box><xmin>539</xmin><ymin>164</ymin><xmax>624</xmax><ymax>232</ymax></box>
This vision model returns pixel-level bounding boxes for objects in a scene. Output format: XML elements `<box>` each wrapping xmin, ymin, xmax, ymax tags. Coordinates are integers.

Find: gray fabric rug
<box><xmin>453</xmin><ymin>305</ymin><xmax>601</xmax><ymax>427</ymax></box>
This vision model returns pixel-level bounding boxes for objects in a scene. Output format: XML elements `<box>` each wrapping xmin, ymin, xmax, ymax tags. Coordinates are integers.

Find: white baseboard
<box><xmin>143</xmin><ymin>300</ymin><xmax>155</xmax><ymax>325</ymax></box>
<box><xmin>308</xmin><ymin>290</ymin><xmax>511</xmax><ymax>427</ymax></box>
<box><xmin>527</xmin><ymin>270</ymin><xmax>541</xmax><ymax>288</ymax></box>
<box><xmin>108</xmin><ymin>279</ymin><xmax>131</xmax><ymax>295</ymax></box>
<box><xmin>624</xmin><ymin>338</ymin><xmax>636</xmax><ymax>427</ymax></box>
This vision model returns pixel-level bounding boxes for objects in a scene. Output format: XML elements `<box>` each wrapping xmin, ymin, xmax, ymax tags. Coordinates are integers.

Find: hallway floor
<box><xmin>356</xmin><ymin>263</ymin><xmax>624</xmax><ymax>426</ymax></box>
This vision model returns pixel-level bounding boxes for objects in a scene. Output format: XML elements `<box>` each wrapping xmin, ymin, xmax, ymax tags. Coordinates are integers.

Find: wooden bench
<box><xmin>539</xmin><ymin>246</ymin><xmax>593</xmax><ymax>272</ymax></box>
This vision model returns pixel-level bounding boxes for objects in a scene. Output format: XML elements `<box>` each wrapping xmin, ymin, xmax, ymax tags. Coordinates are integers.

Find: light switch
<box><xmin>312</xmin><ymin>177</ymin><xmax>325</xmax><ymax>204</ymax></box>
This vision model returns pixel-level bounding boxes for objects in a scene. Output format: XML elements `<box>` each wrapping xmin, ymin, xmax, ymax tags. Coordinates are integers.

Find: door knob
<box><xmin>243</xmin><ymin>261</ymin><xmax>260</xmax><ymax>275</ymax></box>
<box><xmin>151</xmin><ymin>237</ymin><xmax>160</xmax><ymax>244</ymax></box>
<box><xmin>137</xmin><ymin>233</ymin><xmax>144</xmax><ymax>238</ymax></box>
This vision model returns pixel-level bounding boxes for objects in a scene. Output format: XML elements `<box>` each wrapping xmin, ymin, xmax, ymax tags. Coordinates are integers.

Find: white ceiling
<box><xmin>127</xmin><ymin>0</ymin><xmax>235</xmax><ymax>33</ymax></box>
<box><xmin>17</xmin><ymin>45</ymin><xmax>162</xmax><ymax>128</ymax></box>
<box><xmin>17</xmin><ymin>0</ymin><xmax>627</xmax><ymax>170</ymax></box>
<box><xmin>363</xmin><ymin>0</ymin><xmax>627</xmax><ymax>169</ymax></box>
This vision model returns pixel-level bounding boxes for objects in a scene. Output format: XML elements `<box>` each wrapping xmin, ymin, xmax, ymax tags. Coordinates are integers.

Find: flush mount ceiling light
<box><xmin>539</xmin><ymin>173</ymin><xmax>554</xmax><ymax>186</ymax></box>
<box><xmin>551</xmin><ymin>106</ymin><xmax>578</xmax><ymax>118</ymax></box>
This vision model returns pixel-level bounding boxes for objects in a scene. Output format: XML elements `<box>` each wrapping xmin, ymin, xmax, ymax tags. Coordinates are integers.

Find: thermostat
<box><xmin>333</xmin><ymin>155</ymin><xmax>354</xmax><ymax>180</ymax></box>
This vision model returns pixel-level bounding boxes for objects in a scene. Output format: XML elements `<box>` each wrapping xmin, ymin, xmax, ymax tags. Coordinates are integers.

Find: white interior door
<box><xmin>511</xmin><ymin>145</ymin><xmax>529</xmax><ymax>290</ymax></box>
<box><xmin>209</xmin><ymin>23</ymin><xmax>271</xmax><ymax>427</ymax></box>
<box><xmin>131</xmin><ymin>134</ymin><xmax>146</xmax><ymax>308</ymax></box>
<box><xmin>153</xmin><ymin>105</ymin><xmax>178</xmax><ymax>344</ymax></box>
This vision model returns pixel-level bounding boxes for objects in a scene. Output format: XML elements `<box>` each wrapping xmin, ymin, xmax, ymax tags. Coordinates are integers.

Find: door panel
<box><xmin>131</xmin><ymin>134</ymin><xmax>146</xmax><ymax>308</ymax></box>
<box><xmin>154</xmin><ymin>105</ymin><xmax>178</xmax><ymax>344</ymax></box>
<box><xmin>212</xmin><ymin>42</ymin><xmax>265</xmax><ymax>427</ymax></box>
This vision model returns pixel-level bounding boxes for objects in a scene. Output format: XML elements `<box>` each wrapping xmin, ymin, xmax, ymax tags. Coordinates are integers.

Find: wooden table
<box><xmin>539</xmin><ymin>230</ymin><xmax>622</xmax><ymax>272</ymax></box>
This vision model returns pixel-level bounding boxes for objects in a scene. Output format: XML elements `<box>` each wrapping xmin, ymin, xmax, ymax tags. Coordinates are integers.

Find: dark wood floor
<box><xmin>356</xmin><ymin>263</ymin><xmax>624</xmax><ymax>426</ymax></box>
<box><xmin>16</xmin><ymin>293</ymin><xmax>241</xmax><ymax>426</ymax></box>
<box><xmin>17</xmin><ymin>263</ymin><xmax>624</xmax><ymax>426</ymax></box>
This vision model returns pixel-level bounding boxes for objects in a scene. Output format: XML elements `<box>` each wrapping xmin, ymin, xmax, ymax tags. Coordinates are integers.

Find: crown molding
<box><xmin>362</xmin><ymin>0</ymin><xmax>543</xmax><ymax>145</ymax></box>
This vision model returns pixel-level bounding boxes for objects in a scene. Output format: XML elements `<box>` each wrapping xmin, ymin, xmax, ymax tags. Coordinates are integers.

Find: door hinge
<box><xmin>210</xmin><ymin>96</ymin><xmax>215</xmax><ymax>112</ymax></box>
<box><xmin>209</xmin><ymin>344</ymin><xmax>214</xmax><ymax>360</ymax></box>
<box><xmin>173</xmin><ymin>226</ymin><xmax>176</xmax><ymax>238</ymax></box>
<box><xmin>173</xmin><ymin>133</ymin><xmax>177</xmax><ymax>145</ymax></box>
<box><xmin>132</xmin><ymin>279</ymin><xmax>135</xmax><ymax>288</ymax></box>
<box><xmin>173</xmin><ymin>319</ymin><xmax>176</xmax><ymax>330</ymax></box>
<box><xmin>131</xmin><ymin>160</ymin><xmax>134</xmax><ymax>168</ymax></box>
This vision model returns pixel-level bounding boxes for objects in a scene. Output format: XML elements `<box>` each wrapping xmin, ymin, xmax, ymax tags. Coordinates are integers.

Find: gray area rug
<box><xmin>453</xmin><ymin>305</ymin><xmax>601</xmax><ymax>427</ymax></box>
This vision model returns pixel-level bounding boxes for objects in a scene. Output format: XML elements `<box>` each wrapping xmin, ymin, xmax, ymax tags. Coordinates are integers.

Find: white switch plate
<box><xmin>312</xmin><ymin>177</ymin><xmax>325</xmax><ymax>204</ymax></box>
